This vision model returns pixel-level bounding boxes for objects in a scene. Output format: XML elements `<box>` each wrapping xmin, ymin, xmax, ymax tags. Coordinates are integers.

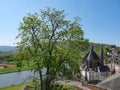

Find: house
<box><xmin>0</xmin><ymin>59</ymin><xmax>14</xmax><ymax>68</ymax></box>
<box><xmin>81</xmin><ymin>45</ymin><xmax>110</xmax><ymax>82</ymax></box>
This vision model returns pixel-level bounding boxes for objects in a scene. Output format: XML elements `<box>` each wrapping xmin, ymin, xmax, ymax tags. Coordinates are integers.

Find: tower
<box><xmin>83</xmin><ymin>45</ymin><xmax>100</xmax><ymax>71</ymax></box>
<box><xmin>100</xmin><ymin>45</ymin><xmax>104</xmax><ymax>65</ymax></box>
<box><xmin>82</xmin><ymin>45</ymin><xmax>110</xmax><ymax>82</ymax></box>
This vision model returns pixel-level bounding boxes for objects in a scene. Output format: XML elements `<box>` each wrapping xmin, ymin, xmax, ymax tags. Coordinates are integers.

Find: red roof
<box><xmin>0</xmin><ymin>64</ymin><xmax>15</xmax><ymax>67</ymax></box>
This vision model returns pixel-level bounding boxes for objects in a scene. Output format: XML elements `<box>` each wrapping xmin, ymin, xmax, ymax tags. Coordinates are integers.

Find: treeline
<box><xmin>90</xmin><ymin>42</ymin><xmax>120</xmax><ymax>55</ymax></box>
<box><xmin>0</xmin><ymin>42</ymin><xmax>119</xmax><ymax>64</ymax></box>
<box><xmin>0</xmin><ymin>52</ymin><xmax>14</xmax><ymax>64</ymax></box>
<box><xmin>0</xmin><ymin>46</ymin><xmax>17</xmax><ymax>64</ymax></box>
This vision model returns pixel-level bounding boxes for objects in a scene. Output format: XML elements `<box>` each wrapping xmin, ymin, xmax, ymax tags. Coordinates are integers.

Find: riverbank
<box><xmin>0</xmin><ymin>82</ymin><xmax>33</xmax><ymax>90</ymax></box>
<box><xmin>56</xmin><ymin>80</ymin><xmax>90</xmax><ymax>90</ymax></box>
<box><xmin>0</xmin><ymin>81</ymin><xmax>83</xmax><ymax>90</ymax></box>
<box><xmin>0</xmin><ymin>65</ymin><xmax>29</xmax><ymax>74</ymax></box>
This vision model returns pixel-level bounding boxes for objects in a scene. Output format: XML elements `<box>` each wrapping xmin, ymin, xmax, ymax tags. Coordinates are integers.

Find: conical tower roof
<box><xmin>83</xmin><ymin>45</ymin><xmax>100</xmax><ymax>60</ymax></box>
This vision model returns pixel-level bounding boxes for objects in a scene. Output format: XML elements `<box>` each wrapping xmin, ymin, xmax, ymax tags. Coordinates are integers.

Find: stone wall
<box><xmin>97</xmin><ymin>73</ymin><xmax>120</xmax><ymax>90</ymax></box>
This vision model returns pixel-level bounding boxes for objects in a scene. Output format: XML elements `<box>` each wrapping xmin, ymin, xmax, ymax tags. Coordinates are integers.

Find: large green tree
<box><xmin>15</xmin><ymin>7</ymin><xmax>89</xmax><ymax>90</ymax></box>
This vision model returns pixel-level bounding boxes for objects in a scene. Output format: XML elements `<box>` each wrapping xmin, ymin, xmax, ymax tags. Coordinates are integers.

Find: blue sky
<box><xmin>0</xmin><ymin>0</ymin><xmax>120</xmax><ymax>46</ymax></box>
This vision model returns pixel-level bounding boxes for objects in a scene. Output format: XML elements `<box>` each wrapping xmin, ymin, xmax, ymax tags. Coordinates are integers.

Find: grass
<box><xmin>52</xmin><ymin>84</ymin><xmax>83</xmax><ymax>90</ymax></box>
<box><xmin>0</xmin><ymin>82</ymin><xmax>83</xmax><ymax>90</ymax></box>
<box><xmin>0</xmin><ymin>82</ymin><xmax>33</xmax><ymax>90</ymax></box>
<box><xmin>0</xmin><ymin>61</ymin><xmax>30</xmax><ymax>74</ymax></box>
<box><xmin>0</xmin><ymin>60</ymin><xmax>32</xmax><ymax>74</ymax></box>
<box><xmin>62</xmin><ymin>84</ymin><xmax>83</xmax><ymax>90</ymax></box>
<box><xmin>0</xmin><ymin>65</ymin><xmax>29</xmax><ymax>74</ymax></box>
<box><xmin>0</xmin><ymin>66</ymin><xmax>18</xmax><ymax>74</ymax></box>
<box><xmin>84</xmin><ymin>84</ymin><xmax>107</xmax><ymax>90</ymax></box>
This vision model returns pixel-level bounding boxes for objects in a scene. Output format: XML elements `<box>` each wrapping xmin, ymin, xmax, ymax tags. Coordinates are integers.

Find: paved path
<box><xmin>55</xmin><ymin>80</ymin><xmax>91</xmax><ymax>90</ymax></box>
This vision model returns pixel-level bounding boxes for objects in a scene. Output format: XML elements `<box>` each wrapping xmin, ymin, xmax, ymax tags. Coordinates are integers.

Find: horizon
<box><xmin>0</xmin><ymin>42</ymin><xmax>119</xmax><ymax>47</ymax></box>
<box><xmin>0</xmin><ymin>0</ymin><xmax>120</xmax><ymax>46</ymax></box>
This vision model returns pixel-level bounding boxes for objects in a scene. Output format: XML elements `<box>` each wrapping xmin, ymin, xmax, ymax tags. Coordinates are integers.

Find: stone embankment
<box><xmin>55</xmin><ymin>80</ymin><xmax>90</xmax><ymax>90</ymax></box>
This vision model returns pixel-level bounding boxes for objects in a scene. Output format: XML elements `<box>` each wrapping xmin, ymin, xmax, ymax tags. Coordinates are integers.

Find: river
<box><xmin>0</xmin><ymin>70</ymin><xmax>40</xmax><ymax>88</ymax></box>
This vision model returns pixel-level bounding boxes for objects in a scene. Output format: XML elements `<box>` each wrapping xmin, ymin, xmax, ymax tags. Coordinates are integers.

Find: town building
<box><xmin>81</xmin><ymin>45</ymin><xmax>110</xmax><ymax>82</ymax></box>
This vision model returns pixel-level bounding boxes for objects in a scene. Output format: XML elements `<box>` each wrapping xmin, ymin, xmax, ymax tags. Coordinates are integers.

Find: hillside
<box><xmin>0</xmin><ymin>46</ymin><xmax>17</xmax><ymax>53</ymax></box>
<box><xmin>0</xmin><ymin>43</ymin><xmax>119</xmax><ymax>54</ymax></box>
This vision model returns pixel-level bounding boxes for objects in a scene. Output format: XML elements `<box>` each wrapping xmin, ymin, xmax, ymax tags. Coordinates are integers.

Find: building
<box><xmin>81</xmin><ymin>45</ymin><xmax>110</xmax><ymax>82</ymax></box>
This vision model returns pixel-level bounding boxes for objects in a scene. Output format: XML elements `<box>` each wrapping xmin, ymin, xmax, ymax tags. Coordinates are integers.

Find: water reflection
<box><xmin>0</xmin><ymin>70</ymin><xmax>39</xmax><ymax>88</ymax></box>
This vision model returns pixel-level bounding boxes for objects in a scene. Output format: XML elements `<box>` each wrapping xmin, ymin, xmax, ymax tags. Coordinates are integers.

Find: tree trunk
<box><xmin>45</xmin><ymin>77</ymin><xmax>51</xmax><ymax>90</ymax></box>
<box><xmin>38</xmin><ymin>70</ymin><xmax>44</xmax><ymax>90</ymax></box>
<box><xmin>45</xmin><ymin>64</ymin><xmax>51</xmax><ymax>90</ymax></box>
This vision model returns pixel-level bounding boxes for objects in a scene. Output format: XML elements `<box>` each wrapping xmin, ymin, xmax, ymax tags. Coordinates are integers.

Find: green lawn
<box><xmin>0</xmin><ymin>66</ymin><xmax>17</xmax><ymax>74</ymax></box>
<box><xmin>0</xmin><ymin>82</ymin><xmax>33</xmax><ymax>90</ymax></box>
<box><xmin>0</xmin><ymin>65</ymin><xmax>29</xmax><ymax>74</ymax></box>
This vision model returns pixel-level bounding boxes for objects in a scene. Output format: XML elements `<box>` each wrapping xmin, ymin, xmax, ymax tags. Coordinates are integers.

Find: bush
<box><xmin>4</xmin><ymin>66</ymin><xmax>7</xmax><ymax>68</ymax></box>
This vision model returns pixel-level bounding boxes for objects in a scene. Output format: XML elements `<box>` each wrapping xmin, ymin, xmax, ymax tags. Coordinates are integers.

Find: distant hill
<box><xmin>0</xmin><ymin>46</ymin><xmax>17</xmax><ymax>54</ymax></box>
<box><xmin>0</xmin><ymin>43</ymin><xmax>119</xmax><ymax>54</ymax></box>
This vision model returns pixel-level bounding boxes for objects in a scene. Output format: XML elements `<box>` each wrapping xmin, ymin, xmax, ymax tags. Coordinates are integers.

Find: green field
<box><xmin>0</xmin><ymin>65</ymin><xmax>29</xmax><ymax>74</ymax></box>
<box><xmin>0</xmin><ymin>60</ymin><xmax>30</xmax><ymax>74</ymax></box>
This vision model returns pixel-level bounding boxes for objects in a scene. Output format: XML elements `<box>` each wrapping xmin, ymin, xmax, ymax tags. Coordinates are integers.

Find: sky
<box><xmin>0</xmin><ymin>0</ymin><xmax>120</xmax><ymax>46</ymax></box>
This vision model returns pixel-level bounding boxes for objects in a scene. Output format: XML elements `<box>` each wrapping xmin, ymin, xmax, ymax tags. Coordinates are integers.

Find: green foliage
<box><xmin>0</xmin><ymin>53</ymin><xmax>14</xmax><ymax>63</ymax></box>
<box><xmin>104</xmin><ymin>46</ymin><xmax>110</xmax><ymax>55</ymax></box>
<box><xmin>90</xmin><ymin>42</ymin><xmax>115</xmax><ymax>55</ymax></box>
<box><xmin>0</xmin><ymin>82</ymin><xmax>33</xmax><ymax>90</ymax></box>
<box><xmin>15</xmin><ymin>7</ymin><xmax>89</xmax><ymax>90</ymax></box>
<box><xmin>0</xmin><ymin>65</ymin><xmax>28</xmax><ymax>74</ymax></box>
<box><xmin>50</xmin><ymin>84</ymin><xmax>82</xmax><ymax>90</ymax></box>
<box><xmin>62</xmin><ymin>84</ymin><xmax>81</xmax><ymax>90</ymax></box>
<box><xmin>0</xmin><ymin>66</ymin><xmax>17</xmax><ymax>74</ymax></box>
<box><xmin>0</xmin><ymin>82</ymin><xmax>82</xmax><ymax>90</ymax></box>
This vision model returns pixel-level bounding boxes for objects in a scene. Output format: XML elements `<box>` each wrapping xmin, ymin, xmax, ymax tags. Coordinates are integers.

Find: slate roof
<box><xmin>83</xmin><ymin>45</ymin><xmax>100</xmax><ymax>60</ymax></box>
<box><xmin>98</xmin><ymin>63</ymin><xmax>110</xmax><ymax>72</ymax></box>
<box><xmin>82</xmin><ymin>45</ymin><xmax>110</xmax><ymax>72</ymax></box>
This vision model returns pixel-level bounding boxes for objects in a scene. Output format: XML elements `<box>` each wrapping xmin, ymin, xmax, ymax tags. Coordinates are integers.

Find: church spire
<box><xmin>100</xmin><ymin>45</ymin><xmax>104</xmax><ymax>65</ymax></box>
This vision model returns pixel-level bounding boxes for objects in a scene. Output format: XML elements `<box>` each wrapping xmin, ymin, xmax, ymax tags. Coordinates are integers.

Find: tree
<box><xmin>0</xmin><ymin>53</ymin><xmax>14</xmax><ymax>63</ymax></box>
<box><xmin>15</xmin><ymin>7</ymin><xmax>89</xmax><ymax>90</ymax></box>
